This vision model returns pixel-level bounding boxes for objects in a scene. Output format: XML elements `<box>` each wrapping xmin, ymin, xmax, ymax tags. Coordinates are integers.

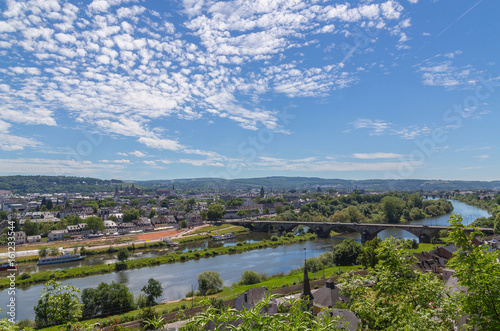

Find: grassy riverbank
<box><xmin>0</xmin><ymin>233</ymin><xmax>317</xmax><ymax>289</ymax></box>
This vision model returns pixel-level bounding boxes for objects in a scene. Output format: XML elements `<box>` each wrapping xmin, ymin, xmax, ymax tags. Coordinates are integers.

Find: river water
<box><xmin>0</xmin><ymin>200</ymin><xmax>490</xmax><ymax>321</ymax></box>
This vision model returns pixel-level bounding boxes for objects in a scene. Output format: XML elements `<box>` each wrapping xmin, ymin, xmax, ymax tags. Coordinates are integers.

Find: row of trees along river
<box><xmin>0</xmin><ymin>200</ymin><xmax>491</xmax><ymax>321</ymax></box>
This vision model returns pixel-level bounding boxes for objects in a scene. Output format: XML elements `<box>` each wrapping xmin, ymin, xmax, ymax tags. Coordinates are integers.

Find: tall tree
<box><xmin>34</xmin><ymin>281</ymin><xmax>82</xmax><ymax>328</ymax></box>
<box><xmin>381</xmin><ymin>196</ymin><xmax>405</xmax><ymax>223</ymax></box>
<box><xmin>447</xmin><ymin>214</ymin><xmax>500</xmax><ymax>330</ymax></box>
<box><xmin>141</xmin><ymin>278</ymin><xmax>163</xmax><ymax>306</ymax></box>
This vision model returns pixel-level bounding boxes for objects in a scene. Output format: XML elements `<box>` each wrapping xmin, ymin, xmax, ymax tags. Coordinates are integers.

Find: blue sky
<box><xmin>0</xmin><ymin>0</ymin><xmax>499</xmax><ymax>181</ymax></box>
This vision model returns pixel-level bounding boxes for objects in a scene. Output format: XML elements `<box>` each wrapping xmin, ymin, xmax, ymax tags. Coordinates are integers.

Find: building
<box><xmin>67</xmin><ymin>223</ymin><xmax>89</xmax><ymax>237</ymax></box>
<box><xmin>14</xmin><ymin>231</ymin><xmax>26</xmax><ymax>245</ymax></box>
<box><xmin>235</xmin><ymin>287</ymin><xmax>278</xmax><ymax>315</ymax></box>
<box><xmin>48</xmin><ymin>229</ymin><xmax>69</xmax><ymax>241</ymax></box>
<box><xmin>312</xmin><ymin>279</ymin><xmax>349</xmax><ymax>315</ymax></box>
<box><xmin>103</xmin><ymin>220</ymin><xmax>118</xmax><ymax>234</ymax></box>
<box><xmin>26</xmin><ymin>235</ymin><xmax>42</xmax><ymax>243</ymax></box>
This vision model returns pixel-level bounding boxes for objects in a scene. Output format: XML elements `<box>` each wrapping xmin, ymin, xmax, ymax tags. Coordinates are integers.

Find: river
<box><xmin>0</xmin><ymin>200</ymin><xmax>490</xmax><ymax>321</ymax></box>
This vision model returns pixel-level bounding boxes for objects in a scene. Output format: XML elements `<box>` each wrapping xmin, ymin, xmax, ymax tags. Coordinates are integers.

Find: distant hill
<box><xmin>0</xmin><ymin>176</ymin><xmax>123</xmax><ymax>194</ymax></box>
<box><xmin>133</xmin><ymin>176</ymin><xmax>500</xmax><ymax>192</ymax></box>
<box><xmin>1</xmin><ymin>175</ymin><xmax>498</xmax><ymax>194</ymax></box>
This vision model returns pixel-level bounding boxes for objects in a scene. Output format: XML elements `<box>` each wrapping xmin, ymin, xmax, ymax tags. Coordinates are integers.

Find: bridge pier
<box><xmin>418</xmin><ymin>233</ymin><xmax>431</xmax><ymax>244</ymax></box>
<box><xmin>361</xmin><ymin>231</ymin><xmax>377</xmax><ymax>244</ymax></box>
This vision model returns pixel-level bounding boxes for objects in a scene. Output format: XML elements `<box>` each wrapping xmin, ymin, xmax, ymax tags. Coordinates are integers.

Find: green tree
<box><xmin>381</xmin><ymin>196</ymin><xmax>405</xmax><ymax>223</ymax></box>
<box><xmin>34</xmin><ymin>281</ymin><xmax>82</xmax><ymax>328</ymax></box>
<box><xmin>179</xmin><ymin>219</ymin><xmax>188</xmax><ymax>228</ymax></box>
<box><xmin>198</xmin><ymin>271</ymin><xmax>223</xmax><ymax>295</ymax></box>
<box><xmin>23</xmin><ymin>219</ymin><xmax>40</xmax><ymax>236</ymax></box>
<box><xmin>275</xmin><ymin>205</ymin><xmax>284</xmax><ymax>215</ymax></box>
<box><xmin>207</xmin><ymin>204</ymin><xmax>225</xmax><ymax>222</ymax></box>
<box><xmin>0</xmin><ymin>211</ymin><xmax>8</xmax><ymax>220</ymax></box>
<box><xmin>141</xmin><ymin>278</ymin><xmax>163</xmax><ymax>306</ymax></box>
<box><xmin>148</xmin><ymin>209</ymin><xmax>157</xmax><ymax>219</ymax></box>
<box><xmin>332</xmin><ymin>238</ymin><xmax>363</xmax><ymax>266</ymax></box>
<box><xmin>64</xmin><ymin>214</ymin><xmax>83</xmax><ymax>225</ymax></box>
<box><xmin>117</xmin><ymin>248</ymin><xmax>129</xmax><ymax>262</ymax></box>
<box><xmin>81</xmin><ymin>281</ymin><xmax>134</xmax><ymax>318</ymax></box>
<box><xmin>447</xmin><ymin>214</ymin><xmax>500</xmax><ymax>330</ymax></box>
<box><xmin>339</xmin><ymin>239</ymin><xmax>458</xmax><ymax>330</ymax></box>
<box><xmin>359</xmin><ymin>236</ymin><xmax>382</xmax><ymax>269</ymax></box>
<box><xmin>123</xmin><ymin>208</ymin><xmax>140</xmax><ymax>222</ymax></box>
<box><xmin>263</xmin><ymin>207</ymin><xmax>270</xmax><ymax>214</ymax></box>
<box><xmin>239</xmin><ymin>270</ymin><xmax>261</xmax><ymax>285</ymax></box>
<box><xmin>84</xmin><ymin>216</ymin><xmax>105</xmax><ymax>233</ymax></box>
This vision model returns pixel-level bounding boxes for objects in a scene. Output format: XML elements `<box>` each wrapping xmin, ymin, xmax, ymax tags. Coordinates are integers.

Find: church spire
<box><xmin>301</xmin><ymin>248</ymin><xmax>314</xmax><ymax>308</ymax></box>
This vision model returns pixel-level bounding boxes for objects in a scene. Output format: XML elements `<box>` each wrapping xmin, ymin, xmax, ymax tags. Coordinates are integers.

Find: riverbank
<box><xmin>4</xmin><ymin>225</ymin><xmax>248</xmax><ymax>265</ymax></box>
<box><xmin>38</xmin><ymin>262</ymin><xmax>361</xmax><ymax>331</ymax></box>
<box><xmin>0</xmin><ymin>233</ymin><xmax>317</xmax><ymax>289</ymax></box>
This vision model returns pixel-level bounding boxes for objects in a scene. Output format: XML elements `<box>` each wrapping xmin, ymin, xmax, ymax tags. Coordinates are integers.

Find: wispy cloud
<box><xmin>352</xmin><ymin>152</ymin><xmax>403</xmax><ymax>159</ymax></box>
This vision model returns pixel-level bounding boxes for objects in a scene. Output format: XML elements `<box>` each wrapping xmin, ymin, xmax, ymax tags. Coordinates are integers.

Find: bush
<box><xmin>270</xmin><ymin>236</ymin><xmax>279</xmax><ymax>242</ymax></box>
<box><xmin>135</xmin><ymin>293</ymin><xmax>148</xmax><ymax>309</ymax></box>
<box><xmin>332</xmin><ymin>238</ymin><xmax>363</xmax><ymax>266</ymax></box>
<box><xmin>239</xmin><ymin>270</ymin><xmax>261</xmax><ymax>285</ymax></box>
<box><xmin>20</xmin><ymin>272</ymin><xmax>31</xmax><ymax>280</ymax></box>
<box><xmin>138</xmin><ymin>306</ymin><xmax>159</xmax><ymax>328</ymax></box>
<box><xmin>115</xmin><ymin>262</ymin><xmax>127</xmax><ymax>271</ymax></box>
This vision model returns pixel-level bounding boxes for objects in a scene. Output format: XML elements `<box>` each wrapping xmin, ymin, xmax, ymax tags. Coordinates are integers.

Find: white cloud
<box><xmin>250</xmin><ymin>155</ymin><xmax>411</xmax><ymax>172</ymax></box>
<box><xmin>417</xmin><ymin>53</ymin><xmax>482</xmax><ymax>89</ymax></box>
<box><xmin>0</xmin><ymin>0</ymin><xmax>415</xmax><ymax>165</ymax></box>
<box><xmin>143</xmin><ymin>160</ymin><xmax>157</xmax><ymax>166</ymax></box>
<box><xmin>352</xmin><ymin>153</ymin><xmax>403</xmax><ymax>159</ymax></box>
<box><xmin>0</xmin><ymin>119</ymin><xmax>42</xmax><ymax>151</ymax></box>
<box><xmin>352</xmin><ymin>119</ymin><xmax>392</xmax><ymax>135</ymax></box>
<box><xmin>0</xmin><ymin>158</ymin><xmax>126</xmax><ymax>176</ymax></box>
<box><xmin>130</xmin><ymin>150</ymin><xmax>147</xmax><ymax>157</ymax></box>
<box><xmin>138</xmin><ymin>137</ymin><xmax>183</xmax><ymax>151</ymax></box>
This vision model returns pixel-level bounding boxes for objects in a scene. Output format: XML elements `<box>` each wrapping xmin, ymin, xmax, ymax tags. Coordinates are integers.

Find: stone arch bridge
<box><xmin>226</xmin><ymin>220</ymin><xmax>494</xmax><ymax>244</ymax></box>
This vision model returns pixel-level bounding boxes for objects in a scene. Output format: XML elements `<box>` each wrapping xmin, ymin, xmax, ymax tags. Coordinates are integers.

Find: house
<box><xmin>48</xmin><ymin>229</ymin><xmax>69</xmax><ymax>241</ymax></box>
<box><xmin>133</xmin><ymin>217</ymin><xmax>154</xmax><ymax>231</ymax></box>
<box><xmin>103</xmin><ymin>220</ymin><xmax>117</xmax><ymax>234</ymax></box>
<box><xmin>436</xmin><ymin>244</ymin><xmax>458</xmax><ymax>260</ymax></box>
<box><xmin>412</xmin><ymin>251</ymin><xmax>445</xmax><ymax>274</ymax></box>
<box><xmin>67</xmin><ymin>223</ymin><xmax>89</xmax><ymax>237</ymax></box>
<box><xmin>312</xmin><ymin>279</ymin><xmax>350</xmax><ymax>315</ymax></box>
<box><xmin>117</xmin><ymin>222</ymin><xmax>138</xmax><ymax>234</ymax></box>
<box><xmin>318</xmin><ymin>309</ymin><xmax>360</xmax><ymax>331</ymax></box>
<box><xmin>27</xmin><ymin>235</ymin><xmax>41</xmax><ymax>243</ymax></box>
<box><xmin>235</xmin><ymin>287</ymin><xmax>278</xmax><ymax>315</ymax></box>
<box><xmin>151</xmin><ymin>215</ymin><xmax>177</xmax><ymax>227</ymax></box>
<box><xmin>14</xmin><ymin>231</ymin><xmax>26</xmax><ymax>245</ymax></box>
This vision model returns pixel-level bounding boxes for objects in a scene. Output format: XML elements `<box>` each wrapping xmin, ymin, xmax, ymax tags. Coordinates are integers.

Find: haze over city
<box><xmin>0</xmin><ymin>0</ymin><xmax>499</xmax><ymax>181</ymax></box>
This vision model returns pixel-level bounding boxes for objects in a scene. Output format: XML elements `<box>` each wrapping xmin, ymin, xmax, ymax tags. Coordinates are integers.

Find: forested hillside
<box><xmin>0</xmin><ymin>176</ymin><xmax>122</xmax><ymax>194</ymax></box>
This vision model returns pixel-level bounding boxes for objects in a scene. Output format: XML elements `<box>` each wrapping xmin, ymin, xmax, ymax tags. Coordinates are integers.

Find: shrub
<box><xmin>271</xmin><ymin>236</ymin><xmax>279</xmax><ymax>242</ymax></box>
<box><xmin>239</xmin><ymin>270</ymin><xmax>261</xmax><ymax>285</ymax></box>
<box><xmin>20</xmin><ymin>272</ymin><xmax>31</xmax><ymax>280</ymax></box>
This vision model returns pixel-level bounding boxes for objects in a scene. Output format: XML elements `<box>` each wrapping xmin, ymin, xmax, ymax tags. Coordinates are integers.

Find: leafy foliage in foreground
<box><xmin>447</xmin><ymin>214</ymin><xmax>500</xmax><ymax>330</ymax></box>
<box><xmin>339</xmin><ymin>239</ymin><xmax>458</xmax><ymax>330</ymax></box>
<box><xmin>181</xmin><ymin>296</ymin><xmax>350</xmax><ymax>331</ymax></box>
